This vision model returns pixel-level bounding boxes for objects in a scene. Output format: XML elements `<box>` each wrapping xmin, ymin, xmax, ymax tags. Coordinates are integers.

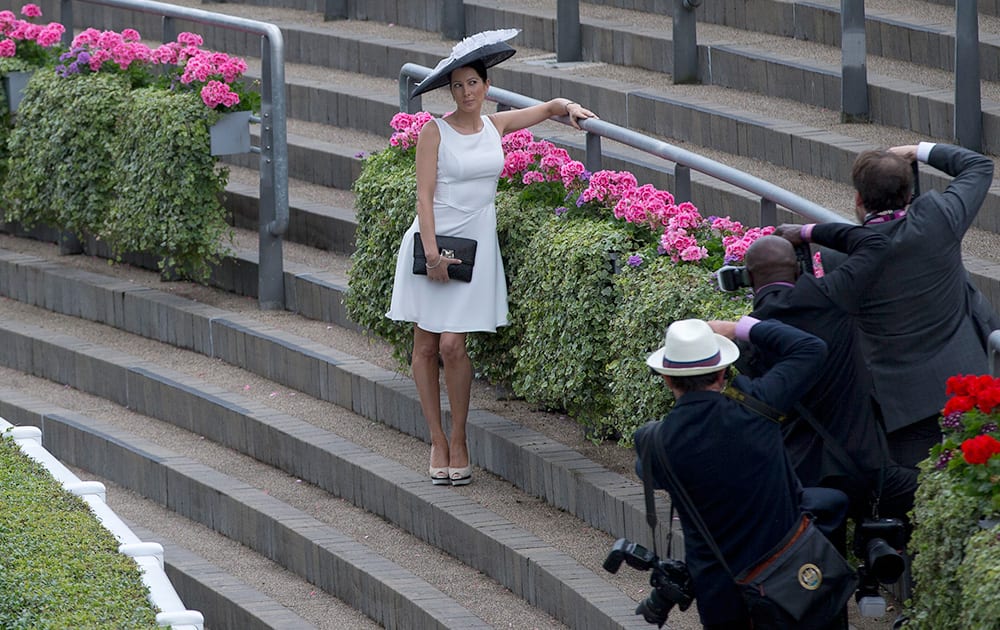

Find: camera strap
<box><xmin>640</xmin><ymin>433</ymin><xmax>677</xmax><ymax>560</ymax></box>
<box><xmin>722</xmin><ymin>387</ymin><xmax>787</xmax><ymax>424</ymax></box>
<box><xmin>725</xmin><ymin>387</ymin><xmax>885</xmax><ymax>511</ymax></box>
<box><xmin>792</xmin><ymin>401</ymin><xmax>884</xmax><ymax>511</ymax></box>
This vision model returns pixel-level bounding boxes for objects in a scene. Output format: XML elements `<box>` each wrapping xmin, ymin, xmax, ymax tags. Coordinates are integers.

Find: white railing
<box><xmin>1</xmin><ymin>418</ymin><xmax>204</xmax><ymax>630</ymax></box>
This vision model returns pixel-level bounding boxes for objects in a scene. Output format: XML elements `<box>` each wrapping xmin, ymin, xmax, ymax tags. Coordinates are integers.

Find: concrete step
<box><xmin>126</xmin><ymin>524</ymin><xmax>326</xmax><ymax>630</ymax></box>
<box><xmin>0</xmin><ymin>385</ymin><xmax>491</xmax><ymax>629</ymax></box>
<box><xmin>0</xmin><ymin>233</ymin><xmax>676</xmax><ymax>565</ymax></box>
<box><xmin>0</xmin><ymin>289</ymin><xmax>659</xmax><ymax>628</ymax></box>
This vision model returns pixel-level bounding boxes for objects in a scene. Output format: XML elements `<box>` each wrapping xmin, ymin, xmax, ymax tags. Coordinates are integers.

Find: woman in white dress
<box><xmin>386</xmin><ymin>30</ymin><xmax>596</xmax><ymax>486</ymax></box>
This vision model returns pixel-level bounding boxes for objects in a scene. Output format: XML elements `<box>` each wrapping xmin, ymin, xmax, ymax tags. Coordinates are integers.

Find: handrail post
<box><xmin>324</xmin><ymin>0</ymin><xmax>349</xmax><ymax>21</ymax></box>
<box><xmin>442</xmin><ymin>0</ymin><xmax>465</xmax><ymax>40</ymax></box>
<box><xmin>760</xmin><ymin>198</ymin><xmax>777</xmax><ymax>227</ymax></box>
<box><xmin>955</xmin><ymin>0</ymin><xmax>982</xmax><ymax>151</ymax></box>
<box><xmin>162</xmin><ymin>15</ymin><xmax>175</xmax><ymax>45</ymax></box>
<box><xmin>557</xmin><ymin>0</ymin><xmax>582</xmax><ymax>63</ymax></box>
<box><xmin>399</xmin><ymin>70</ymin><xmax>420</xmax><ymax>113</ymax></box>
<box><xmin>840</xmin><ymin>0</ymin><xmax>869</xmax><ymax>122</ymax></box>
<box><xmin>990</xmin><ymin>330</ymin><xmax>1000</xmax><ymax>376</ymax></box>
<box><xmin>672</xmin><ymin>0</ymin><xmax>700</xmax><ymax>84</ymax></box>
<box><xmin>674</xmin><ymin>165</ymin><xmax>692</xmax><ymax>202</ymax></box>
<box><xmin>585</xmin><ymin>132</ymin><xmax>602</xmax><ymax>173</ymax></box>
<box><xmin>259</xmin><ymin>30</ymin><xmax>289</xmax><ymax>310</ymax></box>
<box><xmin>59</xmin><ymin>0</ymin><xmax>73</xmax><ymax>47</ymax></box>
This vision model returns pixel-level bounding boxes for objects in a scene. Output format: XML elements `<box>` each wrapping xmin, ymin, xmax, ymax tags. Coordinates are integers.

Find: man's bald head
<box><xmin>745</xmin><ymin>235</ymin><xmax>799</xmax><ymax>290</ymax></box>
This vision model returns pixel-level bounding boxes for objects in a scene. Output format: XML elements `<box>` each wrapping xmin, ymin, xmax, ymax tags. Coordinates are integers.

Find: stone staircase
<box><xmin>6</xmin><ymin>0</ymin><xmax>1000</xmax><ymax>627</ymax></box>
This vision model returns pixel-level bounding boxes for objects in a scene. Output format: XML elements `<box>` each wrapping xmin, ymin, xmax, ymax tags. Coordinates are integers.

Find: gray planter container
<box><xmin>3</xmin><ymin>71</ymin><xmax>33</xmax><ymax>113</ymax></box>
<box><xmin>209</xmin><ymin>110</ymin><xmax>252</xmax><ymax>156</ymax></box>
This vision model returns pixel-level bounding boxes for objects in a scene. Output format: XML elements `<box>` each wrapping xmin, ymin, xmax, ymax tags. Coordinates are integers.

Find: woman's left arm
<box><xmin>490</xmin><ymin>98</ymin><xmax>597</xmax><ymax>136</ymax></box>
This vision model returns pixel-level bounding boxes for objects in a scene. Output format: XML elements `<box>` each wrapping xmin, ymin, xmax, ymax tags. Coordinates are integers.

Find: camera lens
<box><xmin>635</xmin><ymin>588</ymin><xmax>673</xmax><ymax>627</ymax></box>
<box><xmin>866</xmin><ymin>538</ymin><xmax>905</xmax><ymax>584</ymax></box>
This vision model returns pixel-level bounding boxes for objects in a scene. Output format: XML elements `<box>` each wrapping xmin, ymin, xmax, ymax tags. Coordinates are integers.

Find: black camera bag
<box><xmin>734</xmin><ymin>513</ymin><xmax>857</xmax><ymax>628</ymax></box>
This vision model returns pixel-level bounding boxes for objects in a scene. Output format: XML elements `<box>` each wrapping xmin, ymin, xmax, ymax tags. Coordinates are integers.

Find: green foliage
<box><xmin>509</xmin><ymin>217</ymin><xmax>631</xmax><ymax>434</ymax></box>
<box><xmin>345</xmin><ymin>146</ymin><xmax>422</xmax><ymax>365</ymax></box>
<box><xmin>956</xmin><ymin>523</ymin><xmax>1000</xmax><ymax>630</ymax></box>
<box><xmin>3</xmin><ymin>71</ymin><xmax>130</xmax><ymax>236</ymax></box>
<box><xmin>465</xmin><ymin>187</ymin><xmax>554</xmax><ymax>385</ymax></box>
<box><xmin>906</xmin><ymin>464</ymin><xmax>982</xmax><ymax>629</ymax></box>
<box><xmin>0</xmin><ymin>436</ymin><xmax>158</xmax><ymax>629</ymax></box>
<box><xmin>605</xmin><ymin>256</ymin><xmax>751</xmax><ymax>443</ymax></box>
<box><xmin>102</xmin><ymin>87</ymin><xmax>232</xmax><ymax>281</ymax></box>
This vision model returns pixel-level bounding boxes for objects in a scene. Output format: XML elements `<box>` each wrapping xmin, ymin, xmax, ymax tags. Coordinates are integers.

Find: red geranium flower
<box><xmin>961</xmin><ymin>434</ymin><xmax>1000</xmax><ymax>466</ymax></box>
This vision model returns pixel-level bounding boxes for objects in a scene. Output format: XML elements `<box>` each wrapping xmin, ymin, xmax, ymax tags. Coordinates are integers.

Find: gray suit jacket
<box><xmin>842</xmin><ymin>144</ymin><xmax>996</xmax><ymax>432</ymax></box>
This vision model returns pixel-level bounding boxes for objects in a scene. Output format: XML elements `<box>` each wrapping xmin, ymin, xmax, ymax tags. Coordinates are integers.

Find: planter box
<box><xmin>210</xmin><ymin>110</ymin><xmax>252</xmax><ymax>156</ymax></box>
<box><xmin>3</xmin><ymin>71</ymin><xmax>33</xmax><ymax>113</ymax></box>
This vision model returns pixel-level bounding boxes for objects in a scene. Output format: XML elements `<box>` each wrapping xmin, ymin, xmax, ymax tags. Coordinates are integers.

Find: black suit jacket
<box><xmin>828</xmin><ymin>144</ymin><xmax>996</xmax><ymax>432</ymax></box>
<box><xmin>634</xmin><ymin>319</ymin><xmax>827</xmax><ymax>626</ymax></box>
<box><xmin>742</xmin><ymin>223</ymin><xmax>889</xmax><ymax>488</ymax></box>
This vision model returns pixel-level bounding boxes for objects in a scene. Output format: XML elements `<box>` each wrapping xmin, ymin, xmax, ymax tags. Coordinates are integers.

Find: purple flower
<box><xmin>554</xmin><ymin>206</ymin><xmax>569</xmax><ymax>217</ymax></box>
<box><xmin>935</xmin><ymin>448</ymin><xmax>954</xmax><ymax>471</ymax></box>
<box><xmin>77</xmin><ymin>51</ymin><xmax>90</xmax><ymax>64</ymax></box>
<box><xmin>627</xmin><ymin>254</ymin><xmax>643</xmax><ymax>267</ymax></box>
<box><xmin>575</xmin><ymin>193</ymin><xmax>585</xmax><ymax>208</ymax></box>
<box><xmin>942</xmin><ymin>412</ymin><xmax>965</xmax><ymax>430</ymax></box>
<box><xmin>982</xmin><ymin>422</ymin><xmax>998</xmax><ymax>434</ymax></box>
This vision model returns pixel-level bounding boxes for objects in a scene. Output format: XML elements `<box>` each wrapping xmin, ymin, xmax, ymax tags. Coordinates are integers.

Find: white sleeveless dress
<box><xmin>385</xmin><ymin>115</ymin><xmax>509</xmax><ymax>333</ymax></box>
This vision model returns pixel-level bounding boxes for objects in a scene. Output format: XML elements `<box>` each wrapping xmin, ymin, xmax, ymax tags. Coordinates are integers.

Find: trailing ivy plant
<box><xmin>905</xmin><ymin>464</ymin><xmax>981</xmax><ymax>629</ymax></box>
<box><xmin>605</xmin><ymin>255</ymin><xmax>751</xmax><ymax>443</ymax></box>
<box><xmin>956</xmin><ymin>523</ymin><xmax>1000</xmax><ymax>629</ymax></box>
<box><xmin>0</xmin><ymin>435</ymin><xmax>158</xmax><ymax>628</ymax></box>
<box><xmin>3</xmin><ymin>70</ymin><xmax>130</xmax><ymax>237</ymax></box>
<box><xmin>102</xmin><ymin>87</ymin><xmax>231</xmax><ymax>281</ymax></box>
<box><xmin>465</xmin><ymin>187</ymin><xmax>554</xmax><ymax>386</ymax></box>
<box><xmin>509</xmin><ymin>217</ymin><xmax>633</xmax><ymax>435</ymax></box>
<box><xmin>345</xmin><ymin>146</ymin><xmax>422</xmax><ymax>365</ymax></box>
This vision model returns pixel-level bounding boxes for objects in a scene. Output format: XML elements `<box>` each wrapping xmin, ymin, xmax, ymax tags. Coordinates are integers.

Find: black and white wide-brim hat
<box><xmin>410</xmin><ymin>28</ymin><xmax>520</xmax><ymax>98</ymax></box>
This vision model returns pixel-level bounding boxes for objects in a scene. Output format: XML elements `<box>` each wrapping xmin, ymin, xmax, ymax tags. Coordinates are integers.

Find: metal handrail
<box><xmin>990</xmin><ymin>330</ymin><xmax>1000</xmax><ymax>377</ymax></box>
<box><xmin>399</xmin><ymin>62</ymin><xmax>848</xmax><ymax>227</ymax></box>
<box><xmin>57</xmin><ymin>0</ymin><xmax>288</xmax><ymax>310</ymax></box>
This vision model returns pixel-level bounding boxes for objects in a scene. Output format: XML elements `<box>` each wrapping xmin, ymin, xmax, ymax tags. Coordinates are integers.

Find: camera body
<box><xmin>604</xmin><ymin>538</ymin><xmax>694</xmax><ymax>627</ymax></box>
<box><xmin>853</xmin><ymin>517</ymin><xmax>907</xmax><ymax>585</ymax></box>
<box><xmin>716</xmin><ymin>265</ymin><xmax>751</xmax><ymax>292</ymax></box>
<box><xmin>716</xmin><ymin>242</ymin><xmax>813</xmax><ymax>293</ymax></box>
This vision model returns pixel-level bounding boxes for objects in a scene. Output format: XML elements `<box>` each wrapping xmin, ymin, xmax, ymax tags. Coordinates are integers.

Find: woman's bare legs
<box><xmin>412</xmin><ymin>326</ymin><xmax>448</xmax><ymax>472</ymax></box>
<box><xmin>439</xmin><ymin>331</ymin><xmax>472</xmax><ymax>471</ymax></box>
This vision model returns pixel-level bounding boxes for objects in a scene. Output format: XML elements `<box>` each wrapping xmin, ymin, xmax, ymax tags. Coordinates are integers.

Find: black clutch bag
<box><xmin>412</xmin><ymin>233</ymin><xmax>477</xmax><ymax>282</ymax></box>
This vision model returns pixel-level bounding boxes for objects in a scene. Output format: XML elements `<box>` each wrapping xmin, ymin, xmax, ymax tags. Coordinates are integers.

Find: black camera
<box><xmin>603</xmin><ymin>538</ymin><xmax>694</xmax><ymax>627</ymax></box>
<box><xmin>716</xmin><ymin>264</ymin><xmax>751</xmax><ymax>292</ymax></box>
<box><xmin>853</xmin><ymin>517</ymin><xmax>907</xmax><ymax>585</ymax></box>
<box><xmin>716</xmin><ymin>242</ymin><xmax>813</xmax><ymax>293</ymax></box>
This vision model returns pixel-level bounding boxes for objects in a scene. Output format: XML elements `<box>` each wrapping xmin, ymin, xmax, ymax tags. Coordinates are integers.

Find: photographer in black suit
<box><xmin>742</xmin><ymin>227</ymin><xmax>917</xmax><ymax>526</ymax></box>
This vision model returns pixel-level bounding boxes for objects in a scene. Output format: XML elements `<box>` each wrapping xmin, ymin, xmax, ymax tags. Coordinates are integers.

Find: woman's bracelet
<box><xmin>425</xmin><ymin>255</ymin><xmax>443</xmax><ymax>270</ymax></box>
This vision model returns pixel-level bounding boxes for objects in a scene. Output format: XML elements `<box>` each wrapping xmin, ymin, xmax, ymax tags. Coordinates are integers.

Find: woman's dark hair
<box><xmin>851</xmin><ymin>150</ymin><xmax>913</xmax><ymax>213</ymax></box>
<box><xmin>449</xmin><ymin>59</ymin><xmax>488</xmax><ymax>84</ymax></box>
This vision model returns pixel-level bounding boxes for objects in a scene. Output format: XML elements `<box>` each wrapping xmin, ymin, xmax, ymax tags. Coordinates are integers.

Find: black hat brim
<box><xmin>410</xmin><ymin>42</ymin><xmax>516</xmax><ymax>98</ymax></box>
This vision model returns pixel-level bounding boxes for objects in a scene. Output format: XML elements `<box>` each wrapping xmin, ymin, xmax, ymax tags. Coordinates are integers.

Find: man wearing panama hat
<box><xmin>634</xmin><ymin>316</ymin><xmax>849</xmax><ymax>629</ymax></box>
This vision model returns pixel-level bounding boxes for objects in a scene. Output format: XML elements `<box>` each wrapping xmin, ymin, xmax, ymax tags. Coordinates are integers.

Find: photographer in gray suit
<box><xmin>818</xmin><ymin>143</ymin><xmax>998</xmax><ymax>469</ymax></box>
